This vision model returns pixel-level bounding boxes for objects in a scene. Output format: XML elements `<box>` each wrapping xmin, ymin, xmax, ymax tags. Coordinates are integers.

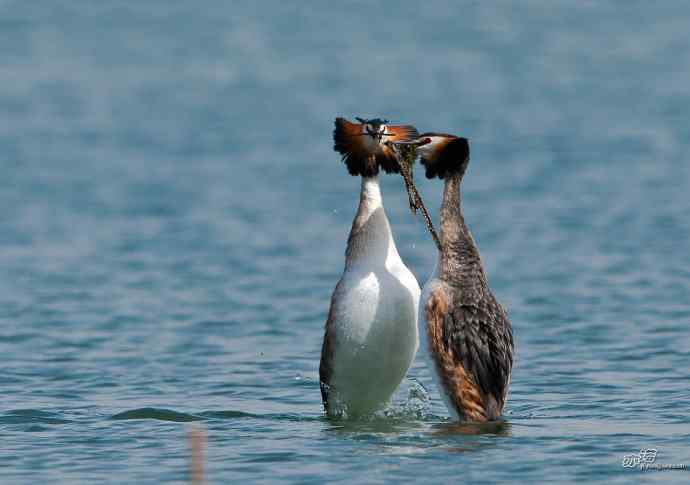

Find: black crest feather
<box><xmin>423</xmin><ymin>137</ymin><xmax>470</xmax><ymax>180</ymax></box>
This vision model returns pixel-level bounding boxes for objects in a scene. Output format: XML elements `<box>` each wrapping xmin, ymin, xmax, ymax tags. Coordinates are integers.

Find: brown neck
<box><xmin>439</xmin><ymin>172</ymin><xmax>487</xmax><ymax>292</ymax></box>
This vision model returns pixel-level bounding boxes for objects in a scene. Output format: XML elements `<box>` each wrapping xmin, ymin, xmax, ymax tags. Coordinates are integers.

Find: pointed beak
<box><xmin>386</xmin><ymin>137</ymin><xmax>430</xmax><ymax>147</ymax></box>
<box><xmin>355</xmin><ymin>130</ymin><xmax>391</xmax><ymax>138</ymax></box>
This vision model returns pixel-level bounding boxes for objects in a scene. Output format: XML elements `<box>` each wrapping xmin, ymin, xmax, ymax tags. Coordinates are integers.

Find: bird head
<box><xmin>389</xmin><ymin>133</ymin><xmax>470</xmax><ymax>179</ymax></box>
<box><xmin>333</xmin><ymin>117</ymin><xmax>419</xmax><ymax>177</ymax></box>
<box><xmin>355</xmin><ymin>117</ymin><xmax>389</xmax><ymax>142</ymax></box>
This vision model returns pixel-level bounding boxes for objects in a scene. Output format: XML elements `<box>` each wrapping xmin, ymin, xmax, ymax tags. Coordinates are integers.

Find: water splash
<box><xmin>382</xmin><ymin>378</ymin><xmax>432</xmax><ymax>420</ymax></box>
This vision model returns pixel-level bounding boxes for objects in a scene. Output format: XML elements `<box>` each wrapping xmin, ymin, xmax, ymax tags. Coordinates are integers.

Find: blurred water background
<box><xmin>1</xmin><ymin>1</ymin><xmax>689</xmax><ymax>483</ymax></box>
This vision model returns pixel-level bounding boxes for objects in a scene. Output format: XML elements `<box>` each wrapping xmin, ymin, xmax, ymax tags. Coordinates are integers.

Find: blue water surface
<box><xmin>1</xmin><ymin>2</ymin><xmax>689</xmax><ymax>483</ymax></box>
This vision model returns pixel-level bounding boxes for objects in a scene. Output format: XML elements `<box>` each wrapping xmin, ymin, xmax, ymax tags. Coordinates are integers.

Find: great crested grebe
<box><xmin>392</xmin><ymin>133</ymin><xmax>514</xmax><ymax>422</ymax></box>
<box><xmin>319</xmin><ymin>117</ymin><xmax>421</xmax><ymax>417</ymax></box>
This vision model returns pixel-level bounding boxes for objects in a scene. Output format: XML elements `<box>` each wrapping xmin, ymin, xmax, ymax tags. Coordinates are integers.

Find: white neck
<box><xmin>360</xmin><ymin>176</ymin><xmax>382</xmax><ymax>212</ymax></box>
<box><xmin>344</xmin><ymin>175</ymin><xmax>398</xmax><ymax>270</ymax></box>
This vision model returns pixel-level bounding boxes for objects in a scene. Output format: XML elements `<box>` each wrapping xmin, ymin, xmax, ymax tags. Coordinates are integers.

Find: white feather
<box><xmin>327</xmin><ymin>177</ymin><xmax>420</xmax><ymax>416</ymax></box>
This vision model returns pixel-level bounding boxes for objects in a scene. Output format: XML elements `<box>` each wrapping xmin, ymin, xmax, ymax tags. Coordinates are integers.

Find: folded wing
<box><xmin>425</xmin><ymin>286</ymin><xmax>513</xmax><ymax>421</ymax></box>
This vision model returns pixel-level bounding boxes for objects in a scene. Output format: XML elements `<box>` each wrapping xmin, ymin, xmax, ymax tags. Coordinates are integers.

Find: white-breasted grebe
<box><xmin>393</xmin><ymin>133</ymin><xmax>514</xmax><ymax>422</ymax></box>
<box><xmin>319</xmin><ymin>117</ymin><xmax>421</xmax><ymax>417</ymax></box>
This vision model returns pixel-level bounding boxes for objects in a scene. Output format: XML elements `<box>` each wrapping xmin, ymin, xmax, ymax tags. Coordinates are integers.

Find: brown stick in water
<box><xmin>188</xmin><ymin>425</ymin><xmax>206</xmax><ymax>485</ymax></box>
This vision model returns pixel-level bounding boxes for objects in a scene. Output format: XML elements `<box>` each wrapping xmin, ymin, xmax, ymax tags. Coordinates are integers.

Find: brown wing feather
<box><xmin>446</xmin><ymin>302</ymin><xmax>513</xmax><ymax>419</ymax></box>
<box><xmin>425</xmin><ymin>286</ymin><xmax>513</xmax><ymax>421</ymax></box>
<box><xmin>425</xmin><ymin>286</ymin><xmax>488</xmax><ymax>422</ymax></box>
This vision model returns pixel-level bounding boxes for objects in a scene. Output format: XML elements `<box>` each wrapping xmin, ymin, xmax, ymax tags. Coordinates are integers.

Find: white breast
<box><xmin>329</xmin><ymin>225</ymin><xmax>420</xmax><ymax>416</ymax></box>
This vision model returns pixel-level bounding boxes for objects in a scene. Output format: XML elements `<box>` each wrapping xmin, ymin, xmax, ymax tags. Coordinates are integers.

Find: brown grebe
<box><xmin>393</xmin><ymin>133</ymin><xmax>514</xmax><ymax>422</ymax></box>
